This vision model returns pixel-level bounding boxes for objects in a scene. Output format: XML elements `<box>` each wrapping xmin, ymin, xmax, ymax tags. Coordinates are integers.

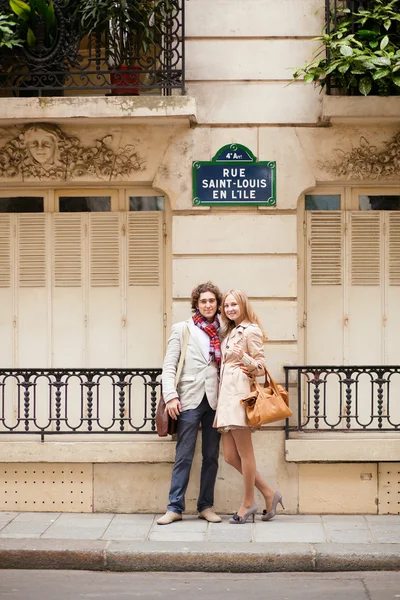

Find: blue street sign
<box><xmin>193</xmin><ymin>144</ymin><xmax>276</xmax><ymax>206</ymax></box>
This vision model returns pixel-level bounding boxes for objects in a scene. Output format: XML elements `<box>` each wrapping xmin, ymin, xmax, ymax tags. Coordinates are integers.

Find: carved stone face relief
<box><xmin>319</xmin><ymin>132</ymin><xmax>400</xmax><ymax>180</ymax></box>
<box><xmin>0</xmin><ymin>123</ymin><xmax>145</xmax><ymax>181</ymax></box>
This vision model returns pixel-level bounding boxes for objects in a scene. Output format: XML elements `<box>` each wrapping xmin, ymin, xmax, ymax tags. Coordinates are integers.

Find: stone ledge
<box><xmin>1</xmin><ymin>439</ymin><xmax>175</xmax><ymax>463</ymax></box>
<box><xmin>323</xmin><ymin>95</ymin><xmax>400</xmax><ymax>124</ymax></box>
<box><xmin>0</xmin><ymin>96</ymin><xmax>197</xmax><ymax>126</ymax></box>
<box><xmin>286</xmin><ymin>437</ymin><xmax>400</xmax><ymax>462</ymax></box>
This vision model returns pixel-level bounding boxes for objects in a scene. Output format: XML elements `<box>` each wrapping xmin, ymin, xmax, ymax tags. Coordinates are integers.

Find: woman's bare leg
<box><xmin>222</xmin><ymin>432</ymin><xmax>276</xmax><ymax>511</ymax></box>
<box><xmin>227</xmin><ymin>429</ymin><xmax>256</xmax><ymax>516</ymax></box>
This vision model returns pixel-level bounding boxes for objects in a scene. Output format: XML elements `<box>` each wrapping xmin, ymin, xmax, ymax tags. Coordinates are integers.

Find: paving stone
<box><xmin>365</xmin><ymin>515</ymin><xmax>399</xmax><ymax>523</ymax></box>
<box><xmin>102</xmin><ymin>514</ymin><xmax>154</xmax><ymax>541</ymax></box>
<box><xmin>42</xmin><ymin>514</ymin><xmax>113</xmax><ymax>540</ymax></box>
<box><xmin>254</xmin><ymin>522</ymin><xmax>327</xmax><ymax>543</ymax></box>
<box><xmin>151</xmin><ymin>515</ymin><xmax>208</xmax><ymax>537</ymax></box>
<box><xmin>0</xmin><ymin>513</ymin><xmax>60</xmax><ymax>539</ymax></box>
<box><xmin>367</xmin><ymin>524</ymin><xmax>400</xmax><ymax>543</ymax></box>
<box><xmin>208</xmin><ymin>523</ymin><xmax>254</xmax><ymax>543</ymax></box>
<box><xmin>322</xmin><ymin>517</ymin><xmax>372</xmax><ymax>544</ymax></box>
<box><xmin>0</xmin><ymin>512</ymin><xmax>18</xmax><ymax>522</ymax></box>
<box><xmin>322</xmin><ymin>515</ymin><xmax>367</xmax><ymax>523</ymax></box>
<box><xmin>0</xmin><ymin>513</ymin><xmax>18</xmax><ymax>532</ymax></box>
<box><xmin>275</xmin><ymin>515</ymin><xmax>322</xmax><ymax>523</ymax></box>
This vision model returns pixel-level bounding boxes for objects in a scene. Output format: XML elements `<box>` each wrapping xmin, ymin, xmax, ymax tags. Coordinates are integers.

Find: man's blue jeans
<box><xmin>167</xmin><ymin>395</ymin><xmax>220</xmax><ymax>514</ymax></box>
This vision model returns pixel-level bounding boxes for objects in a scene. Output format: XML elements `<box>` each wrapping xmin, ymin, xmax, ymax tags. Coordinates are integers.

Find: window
<box><xmin>0</xmin><ymin>198</ymin><xmax>44</xmax><ymax>212</ymax></box>
<box><xmin>359</xmin><ymin>195</ymin><xmax>400</xmax><ymax>211</ymax></box>
<box><xmin>59</xmin><ymin>197</ymin><xmax>111</xmax><ymax>212</ymax></box>
<box><xmin>129</xmin><ymin>196</ymin><xmax>164</xmax><ymax>211</ymax></box>
<box><xmin>305</xmin><ymin>195</ymin><xmax>341</xmax><ymax>210</ymax></box>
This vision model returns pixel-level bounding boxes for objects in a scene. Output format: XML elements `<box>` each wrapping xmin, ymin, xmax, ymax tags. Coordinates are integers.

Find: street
<box><xmin>0</xmin><ymin>571</ymin><xmax>400</xmax><ymax>600</ymax></box>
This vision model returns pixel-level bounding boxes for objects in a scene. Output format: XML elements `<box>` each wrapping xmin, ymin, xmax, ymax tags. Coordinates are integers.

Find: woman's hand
<box><xmin>232</xmin><ymin>343</ymin><xmax>244</xmax><ymax>359</ymax></box>
<box><xmin>240</xmin><ymin>365</ymin><xmax>252</xmax><ymax>378</ymax></box>
<box><xmin>166</xmin><ymin>397</ymin><xmax>181</xmax><ymax>420</ymax></box>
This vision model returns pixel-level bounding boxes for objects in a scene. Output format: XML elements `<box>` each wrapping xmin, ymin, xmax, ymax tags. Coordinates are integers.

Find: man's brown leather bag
<box><xmin>156</xmin><ymin>327</ymin><xmax>190</xmax><ymax>437</ymax></box>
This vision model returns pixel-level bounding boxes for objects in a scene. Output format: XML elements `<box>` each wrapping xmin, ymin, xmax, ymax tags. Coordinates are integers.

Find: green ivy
<box><xmin>293</xmin><ymin>0</ymin><xmax>400</xmax><ymax>96</ymax></box>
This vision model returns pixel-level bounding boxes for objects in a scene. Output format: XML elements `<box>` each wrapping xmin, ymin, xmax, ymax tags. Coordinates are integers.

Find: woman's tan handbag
<box><xmin>241</xmin><ymin>365</ymin><xmax>292</xmax><ymax>427</ymax></box>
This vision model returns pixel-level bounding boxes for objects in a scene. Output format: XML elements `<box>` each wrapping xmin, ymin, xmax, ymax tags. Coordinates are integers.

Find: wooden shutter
<box><xmin>89</xmin><ymin>213</ymin><xmax>120</xmax><ymax>287</ymax></box>
<box><xmin>128</xmin><ymin>212</ymin><xmax>162</xmax><ymax>286</ymax></box>
<box><xmin>389</xmin><ymin>212</ymin><xmax>400</xmax><ymax>286</ymax></box>
<box><xmin>309</xmin><ymin>212</ymin><xmax>343</xmax><ymax>285</ymax></box>
<box><xmin>350</xmin><ymin>212</ymin><xmax>381</xmax><ymax>286</ymax></box>
<box><xmin>53</xmin><ymin>214</ymin><xmax>83</xmax><ymax>287</ymax></box>
<box><xmin>17</xmin><ymin>214</ymin><xmax>46</xmax><ymax>287</ymax></box>
<box><xmin>0</xmin><ymin>214</ymin><xmax>11</xmax><ymax>288</ymax></box>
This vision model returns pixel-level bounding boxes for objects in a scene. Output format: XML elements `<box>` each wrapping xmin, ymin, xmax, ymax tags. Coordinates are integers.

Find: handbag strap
<box><xmin>250</xmin><ymin>364</ymin><xmax>281</xmax><ymax>397</ymax></box>
<box><xmin>262</xmin><ymin>364</ymin><xmax>282</xmax><ymax>396</ymax></box>
<box><xmin>174</xmin><ymin>326</ymin><xmax>190</xmax><ymax>387</ymax></box>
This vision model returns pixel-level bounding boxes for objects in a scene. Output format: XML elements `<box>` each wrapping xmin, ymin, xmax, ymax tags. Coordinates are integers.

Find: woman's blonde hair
<box><xmin>221</xmin><ymin>289</ymin><xmax>268</xmax><ymax>342</ymax></box>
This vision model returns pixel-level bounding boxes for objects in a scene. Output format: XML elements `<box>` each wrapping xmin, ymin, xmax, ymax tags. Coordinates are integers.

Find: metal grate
<box><xmin>0</xmin><ymin>464</ymin><xmax>93</xmax><ymax>512</ymax></box>
<box><xmin>378</xmin><ymin>464</ymin><xmax>400</xmax><ymax>515</ymax></box>
<box><xmin>0</xmin><ymin>0</ymin><xmax>184</xmax><ymax>97</ymax></box>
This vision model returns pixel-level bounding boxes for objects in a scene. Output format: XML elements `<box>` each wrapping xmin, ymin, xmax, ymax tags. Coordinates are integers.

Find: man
<box><xmin>157</xmin><ymin>281</ymin><xmax>222</xmax><ymax>525</ymax></box>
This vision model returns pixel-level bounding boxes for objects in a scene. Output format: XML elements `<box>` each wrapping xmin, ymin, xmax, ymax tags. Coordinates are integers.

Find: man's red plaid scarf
<box><xmin>192</xmin><ymin>310</ymin><xmax>221</xmax><ymax>367</ymax></box>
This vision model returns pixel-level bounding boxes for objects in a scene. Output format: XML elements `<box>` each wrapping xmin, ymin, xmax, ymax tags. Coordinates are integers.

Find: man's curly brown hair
<box><xmin>190</xmin><ymin>281</ymin><xmax>223</xmax><ymax>314</ymax></box>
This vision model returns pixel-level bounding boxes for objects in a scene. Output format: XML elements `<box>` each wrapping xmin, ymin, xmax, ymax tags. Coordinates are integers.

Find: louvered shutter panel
<box><xmin>128</xmin><ymin>212</ymin><xmax>161</xmax><ymax>286</ymax></box>
<box><xmin>309</xmin><ymin>212</ymin><xmax>343</xmax><ymax>285</ymax></box>
<box><xmin>350</xmin><ymin>212</ymin><xmax>381</xmax><ymax>286</ymax></box>
<box><xmin>347</xmin><ymin>211</ymin><xmax>383</xmax><ymax>364</ymax></box>
<box><xmin>0</xmin><ymin>214</ymin><xmax>11</xmax><ymax>288</ymax></box>
<box><xmin>17</xmin><ymin>214</ymin><xmax>46</xmax><ymax>287</ymax></box>
<box><xmin>89</xmin><ymin>213</ymin><xmax>120</xmax><ymax>287</ymax></box>
<box><xmin>54</xmin><ymin>214</ymin><xmax>82</xmax><ymax>287</ymax></box>
<box><xmin>389</xmin><ymin>212</ymin><xmax>400</xmax><ymax>286</ymax></box>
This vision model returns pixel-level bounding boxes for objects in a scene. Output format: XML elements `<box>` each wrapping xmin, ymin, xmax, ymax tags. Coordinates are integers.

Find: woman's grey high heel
<box><xmin>229</xmin><ymin>503</ymin><xmax>257</xmax><ymax>524</ymax></box>
<box><xmin>261</xmin><ymin>492</ymin><xmax>284</xmax><ymax>521</ymax></box>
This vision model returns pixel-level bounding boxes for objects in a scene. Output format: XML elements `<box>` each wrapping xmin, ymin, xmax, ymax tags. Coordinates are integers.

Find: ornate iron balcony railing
<box><xmin>0</xmin><ymin>368</ymin><xmax>162</xmax><ymax>440</ymax></box>
<box><xmin>0</xmin><ymin>0</ymin><xmax>184</xmax><ymax>97</ymax></box>
<box><xmin>326</xmin><ymin>0</ymin><xmax>372</xmax><ymax>36</ymax></box>
<box><xmin>284</xmin><ymin>366</ymin><xmax>400</xmax><ymax>436</ymax></box>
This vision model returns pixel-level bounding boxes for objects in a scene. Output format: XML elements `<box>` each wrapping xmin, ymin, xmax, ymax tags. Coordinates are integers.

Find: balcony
<box><xmin>0</xmin><ymin>0</ymin><xmax>184</xmax><ymax>97</ymax></box>
<box><xmin>284</xmin><ymin>365</ymin><xmax>400</xmax><ymax>462</ymax></box>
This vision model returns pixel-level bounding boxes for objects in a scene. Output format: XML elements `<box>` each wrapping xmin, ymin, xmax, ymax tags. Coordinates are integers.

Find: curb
<box><xmin>0</xmin><ymin>540</ymin><xmax>400</xmax><ymax>572</ymax></box>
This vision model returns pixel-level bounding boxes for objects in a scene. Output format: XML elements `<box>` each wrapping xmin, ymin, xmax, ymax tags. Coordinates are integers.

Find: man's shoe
<box><xmin>157</xmin><ymin>510</ymin><xmax>182</xmax><ymax>525</ymax></box>
<box><xmin>198</xmin><ymin>508</ymin><xmax>222</xmax><ymax>523</ymax></box>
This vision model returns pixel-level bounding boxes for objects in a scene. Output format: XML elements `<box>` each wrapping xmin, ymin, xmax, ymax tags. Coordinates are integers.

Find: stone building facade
<box><xmin>0</xmin><ymin>0</ymin><xmax>399</xmax><ymax>515</ymax></box>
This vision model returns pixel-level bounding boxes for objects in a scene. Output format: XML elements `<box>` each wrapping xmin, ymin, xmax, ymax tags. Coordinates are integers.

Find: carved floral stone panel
<box><xmin>319</xmin><ymin>132</ymin><xmax>400</xmax><ymax>180</ymax></box>
<box><xmin>0</xmin><ymin>124</ymin><xmax>145</xmax><ymax>181</ymax></box>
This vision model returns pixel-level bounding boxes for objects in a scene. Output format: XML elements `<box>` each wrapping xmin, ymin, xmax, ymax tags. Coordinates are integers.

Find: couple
<box><xmin>157</xmin><ymin>281</ymin><xmax>284</xmax><ymax>526</ymax></box>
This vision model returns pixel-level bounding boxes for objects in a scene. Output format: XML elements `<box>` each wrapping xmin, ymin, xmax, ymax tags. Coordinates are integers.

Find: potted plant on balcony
<box><xmin>3</xmin><ymin>0</ymin><xmax>72</xmax><ymax>96</ymax></box>
<box><xmin>292</xmin><ymin>0</ymin><xmax>400</xmax><ymax>96</ymax></box>
<box><xmin>77</xmin><ymin>0</ymin><xmax>167</xmax><ymax>95</ymax></box>
<box><xmin>0</xmin><ymin>12</ymin><xmax>23</xmax><ymax>48</ymax></box>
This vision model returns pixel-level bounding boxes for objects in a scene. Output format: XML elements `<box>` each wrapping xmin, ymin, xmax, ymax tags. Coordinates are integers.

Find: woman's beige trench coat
<box><xmin>214</xmin><ymin>321</ymin><xmax>266</xmax><ymax>431</ymax></box>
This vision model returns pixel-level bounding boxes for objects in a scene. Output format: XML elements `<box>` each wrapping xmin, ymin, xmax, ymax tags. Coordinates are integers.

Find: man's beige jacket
<box><xmin>161</xmin><ymin>319</ymin><xmax>218</xmax><ymax>411</ymax></box>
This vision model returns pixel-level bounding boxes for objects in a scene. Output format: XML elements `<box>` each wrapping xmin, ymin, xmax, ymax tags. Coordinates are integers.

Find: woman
<box><xmin>214</xmin><ymin>289</ymin><xmax>284</xmax><ymax>524</ymax></box>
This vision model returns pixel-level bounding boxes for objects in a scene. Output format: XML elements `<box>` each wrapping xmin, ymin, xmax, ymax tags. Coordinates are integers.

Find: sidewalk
<box><xmin>0</xmin><ymin>512</ymin><xmax>399</xmax><ymax>572</ymax></box>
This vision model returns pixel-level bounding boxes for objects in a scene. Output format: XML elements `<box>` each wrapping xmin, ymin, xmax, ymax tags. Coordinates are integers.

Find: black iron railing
<box><xmin>0</xmin><ymin>368</ymin><xmax>162</xmax><ymax>440</ymax></box>
<box><xmin>326</xmin><ymin>0</ymin><xmax>371</xmax><ymax>36</ymax></box>
<box><xmin>0</xmin><ymin>0</ymin><xmax>184</xmax><ymax>97</ymax></box>
<box><xmin>284</xmin><ymin>366</ymin><xmax>400</xmax><ymax>436</ymax></box>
